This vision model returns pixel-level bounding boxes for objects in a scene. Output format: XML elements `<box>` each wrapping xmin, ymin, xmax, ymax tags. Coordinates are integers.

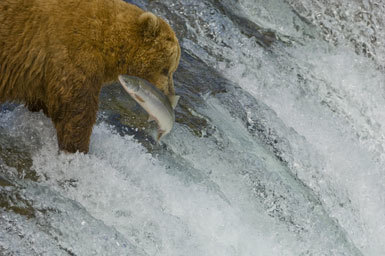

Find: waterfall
<box><xmin>1</xmin><ymin>0</ymin><xmax>384</xmax><ymax>255</ymax></box>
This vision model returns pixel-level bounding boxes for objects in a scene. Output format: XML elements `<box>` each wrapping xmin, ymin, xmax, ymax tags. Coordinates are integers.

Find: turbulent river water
<box><xmin>1</xmin><ymin>0</ymin><xmax>385</xmax><ymax>255</ymax></box>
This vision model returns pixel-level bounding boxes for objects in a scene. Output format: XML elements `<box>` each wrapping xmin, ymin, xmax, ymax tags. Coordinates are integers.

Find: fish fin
<box><xmin>156</xmin><ymin>129</ymin><xmax>166</xmax><ymax>142</ymax></box>
<box><xmin>134</xmin><ymin>94</ymin><xmax>145</xmax><ymax>103</ymax></box>
<box><xmin>168</xmin><ymin>95</ymin><xmax>180</xmax><ymax>109</ymax></box>
<box><xmin>148</xmin><ymin>115</ymin><xmax>156</xmax><ymax>122</ymax></box>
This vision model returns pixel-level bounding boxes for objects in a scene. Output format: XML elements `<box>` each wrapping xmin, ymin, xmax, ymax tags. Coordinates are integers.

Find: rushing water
<box><xmin>1</xmin><ymin>0</ymin><xmax>385</xmax><ymax>255</ymax></box>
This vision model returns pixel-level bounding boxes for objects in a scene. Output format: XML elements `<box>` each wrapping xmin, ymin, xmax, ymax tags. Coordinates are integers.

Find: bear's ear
<box><xmin>138</xmin><ymin>12</ymin><xmax>160</xmax><ymax>37</ymax></box>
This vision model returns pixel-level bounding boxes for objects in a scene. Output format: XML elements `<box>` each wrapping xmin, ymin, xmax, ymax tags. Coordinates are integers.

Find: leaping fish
<box><xmin>118</xmin><ymin>75</ymin><xmax>180</xmax><ymax>141</ymax></box>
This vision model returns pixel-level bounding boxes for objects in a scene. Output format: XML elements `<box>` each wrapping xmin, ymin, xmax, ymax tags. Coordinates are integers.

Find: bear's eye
<box><xmin>162</xmin><ymin>68</ymin><xmax>169</xmax><ymax>76</ymax></box>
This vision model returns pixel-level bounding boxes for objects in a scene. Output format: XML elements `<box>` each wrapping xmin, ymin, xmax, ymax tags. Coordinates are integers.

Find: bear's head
<box><xmin>137</xmin><ymin>12</ymin><xmax>180</xmax><ymax>96</ymax></box>
<box><xmin>114</xmin><ymin>11</ymin><xmax>180</xmax><ymax>104</ymax></box>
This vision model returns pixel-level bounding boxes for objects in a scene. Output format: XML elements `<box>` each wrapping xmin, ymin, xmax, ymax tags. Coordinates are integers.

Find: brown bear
<box><xmin>0</xmin><ymin>0</ymin><xmax>181</xmax><ymax>153</ymax></box>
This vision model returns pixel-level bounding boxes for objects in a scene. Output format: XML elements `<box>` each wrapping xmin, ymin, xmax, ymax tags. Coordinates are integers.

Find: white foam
<box><xmin>2</xmin><ymin>0</ymin><xmax>384</xmax><ymax>254</ymax></box>
<box><xmin>8</xmin><ymin>110</ymin><xmax>284</xmax><ymax>256</ymax></box>
<box><xmin>220</xmin><ymin>41</ymin><xmax>385</xmax><ymax>255</ymax></box>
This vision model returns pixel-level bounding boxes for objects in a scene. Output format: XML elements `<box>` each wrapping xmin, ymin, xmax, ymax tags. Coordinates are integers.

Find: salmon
<box><xmin>118</xmin><ymin>75</ymin><xmax>179</xmax><ymax>141</ymax></box>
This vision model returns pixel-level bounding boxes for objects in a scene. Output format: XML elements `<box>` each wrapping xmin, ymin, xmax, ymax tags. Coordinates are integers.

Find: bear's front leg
<box><xmin>52</xmin><ymin>90</ymin><xmax>99</xmax><ymax>154</ymax></box>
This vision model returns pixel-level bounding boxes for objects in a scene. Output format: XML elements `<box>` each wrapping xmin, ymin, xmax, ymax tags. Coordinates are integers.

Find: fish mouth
<box><xmin>118</xmin><ymin>75</ymin><xmax>140</xmax><ymax>92</ymax></box>
<box><xmin>117</xmin><ymin>75</ymin><xmax>128</xmax><ymax>85</ymax></box>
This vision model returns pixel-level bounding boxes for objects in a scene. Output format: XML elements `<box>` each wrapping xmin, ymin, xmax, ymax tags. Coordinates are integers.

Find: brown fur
<box><xmin>0</xmin><ymin>0</ymin><xmax>181</xmax><ymax>153</ymax></box>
